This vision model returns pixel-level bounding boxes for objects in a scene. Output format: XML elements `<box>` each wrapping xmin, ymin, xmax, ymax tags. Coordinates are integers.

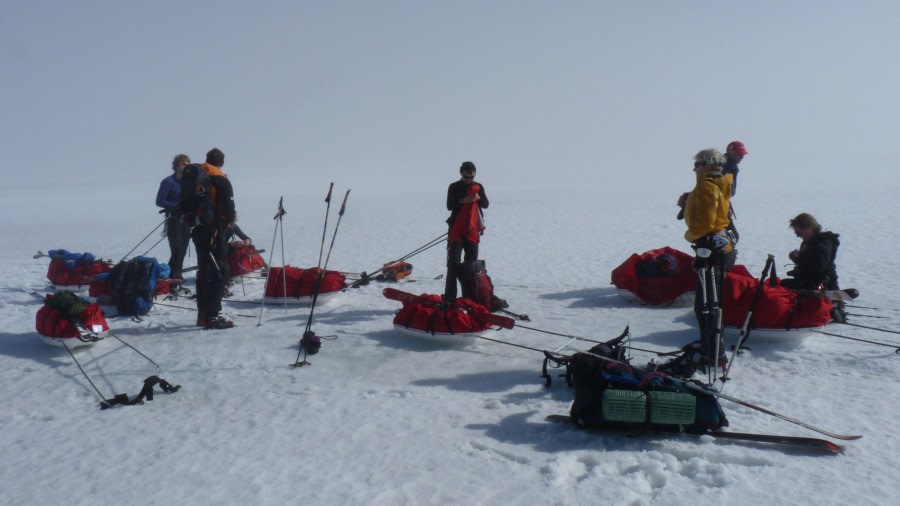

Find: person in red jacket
<box><xmin>444</xmin><ymin>161</ymin><xmax>489</xmax><ymax>300</ymax></box>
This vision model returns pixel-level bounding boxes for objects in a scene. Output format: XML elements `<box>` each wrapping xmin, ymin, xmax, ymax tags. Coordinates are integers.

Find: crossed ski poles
<box><xmin>347</xmin><ymin>232</ymin><xmax>449</xmax><ymax>289</ymax></box>
<box><xmin>722</xmin><ymin>255</ymin><xmax>776</xmax><ymax>384</ymax></box>
<box><xmin>258</xmin><ymin>197</ymin><xmax>290</xmax><ymax>323</ymax></box>
<box><xmin>120</xmin><ymin>218</ymin><xmax>167</xmax><ymax>263</ymax></box>
<box><xmin>292</xmin><ymin>187</ymin><xmax>350</xmax><ymax>368</ymax></box>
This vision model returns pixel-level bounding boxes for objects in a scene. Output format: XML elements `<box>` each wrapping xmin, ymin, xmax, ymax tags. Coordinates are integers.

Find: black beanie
<box><xmin>460</xmin><ymin>161</ymin><xmax>476</xmax><ymax>173</ymax></box>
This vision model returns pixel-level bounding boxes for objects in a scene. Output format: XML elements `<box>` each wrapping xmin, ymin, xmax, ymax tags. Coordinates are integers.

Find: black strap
<box><xmin>101</xmin><ymin>376</ymin><xmax>181</xmax><ymax>409</ymax></box>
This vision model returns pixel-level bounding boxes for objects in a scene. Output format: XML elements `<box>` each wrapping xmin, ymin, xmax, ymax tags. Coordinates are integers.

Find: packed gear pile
<box><xmin>45</xmin><ymin>249</ymin><xmax>112</xmax><ymax>287</ymax></box>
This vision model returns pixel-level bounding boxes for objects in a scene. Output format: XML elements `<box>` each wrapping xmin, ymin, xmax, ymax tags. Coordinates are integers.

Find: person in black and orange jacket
<box><xmin>192</xmin><ymin>148</ymin><xmax>236</xmax><ymax>329</ymax></box>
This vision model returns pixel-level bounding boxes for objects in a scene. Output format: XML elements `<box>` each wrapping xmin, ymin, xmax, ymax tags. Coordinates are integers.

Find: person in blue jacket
<box><xmin>722</xmin><ymin>141</ymin><xmax>748</xmax><ymax>196</ymax></box>
<box><xmin>156</xmin><ymin>154</ymin><xmax>192</xmax><ymax>279</ymax></box>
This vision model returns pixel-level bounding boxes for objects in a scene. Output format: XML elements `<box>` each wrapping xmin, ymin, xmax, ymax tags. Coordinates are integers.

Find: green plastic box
<box><xmin>602</xmin><ymin>389</ymin><xmax>647</xmax><ymax>423</ymax></box>
<box><xmin>648</xmin><ymin>391</ymin><xmax>696</xmax><ymax>425</ymax></box>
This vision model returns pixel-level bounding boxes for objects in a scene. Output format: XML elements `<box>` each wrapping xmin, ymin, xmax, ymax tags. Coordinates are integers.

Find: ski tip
<box><xmin>823</xmin><ymin>441</ymin><xmax>843</xmax><ymax>454</ymax></box>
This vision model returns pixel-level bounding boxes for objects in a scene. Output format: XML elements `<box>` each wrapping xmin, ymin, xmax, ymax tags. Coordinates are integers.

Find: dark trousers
<box><xmin>192</xmin><ymin>224</ymin><xmax>229</xmax><ymax>318</ymax></box>
<box><xmin>444</xmin><ymin>239</ymin><xmax>478</xmax><ymax>300</ymax></box>
<box><xmin>165</xmin><ymin>213</ymin><xmax>191</xmax><ymax>278</ymax></box>
<box><xmin>693</xmin><ymin>248</ymin><xmax>736</xmax><ymax>359</ymax></box>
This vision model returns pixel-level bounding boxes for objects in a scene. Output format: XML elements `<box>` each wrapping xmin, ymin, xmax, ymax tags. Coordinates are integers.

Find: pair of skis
<box><xmin>545</xmin><ymin>415</ymin><xmax>843</xmax><ymax>454</ymax></box>
<box><xmin>291</xmin><ymin>186</ymin><xmax>351</xmax><ymax>367</ymax></box>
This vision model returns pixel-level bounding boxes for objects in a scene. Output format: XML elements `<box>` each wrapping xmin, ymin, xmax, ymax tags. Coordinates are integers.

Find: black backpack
<box><xmin>459</xmin><ymin>260</ymin><xmax>508</xmax><ymax>312</ymax></box>
<box><xmin>542</xmin><ymin>332</ymin><xmax>728</xmax><ymax>433</ymax></box>
<box><xmin>180</xmin><ymin>163</ymin><xmax>214</xmax><ymax>226</ymax></box>
<box><xmin>108</xmin><ymin>257</ymin><xmax>159</xmax><ymax>317</ymax></box>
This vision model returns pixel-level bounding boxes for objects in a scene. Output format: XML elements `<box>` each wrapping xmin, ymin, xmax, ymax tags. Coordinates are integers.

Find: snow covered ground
<box><xmin>1</xmin><ymin>172</ymin><xmax>898</xmax><ymax>505</ymax></box>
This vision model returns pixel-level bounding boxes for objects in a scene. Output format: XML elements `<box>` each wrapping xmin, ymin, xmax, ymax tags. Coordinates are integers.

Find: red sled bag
<box><xmin>36</xmin><ymin>306</ymin><xmax>82</xmax><ymax>339</ymax></box>
<box><xmin>393</xmin><ymin>295</ymin><xmax>492</xmax><ymax>334</ymax></box>
<box><xmin>229</xmin><ymin>243</ymin><xmax>267</xmax><ymax>278</ymax></box>
<box><xmin>46</xmin><ymin>250</ymin><xmax>112</xmax><ymax>287</ymax></box>
<box><xmin>722</xmin><ymin>265</ymin><xmax>832</xmax><ymax>329</ymax></box>
<box><xmin>611</xmin><ymin>247</ymin><xmax>696</xmax><ymax>306</ymax></box>
<box><xmin>36</xmin><ymin>291</ymin><xmax>109</xmax><ymax>342</ymax></box>
<box><xmin>265</xmin><ymin>266</ymin><xmax>347</xmax><ymax>298</ymax></box>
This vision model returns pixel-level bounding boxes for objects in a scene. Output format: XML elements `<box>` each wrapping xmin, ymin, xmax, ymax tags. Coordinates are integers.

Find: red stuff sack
<box><xmin>229</xmin><ymin>243</ymin><xmax>267</xmax><ymax>277</ymax></box>
<box><xmin>611</xmin><ymin>247</ymin><xmax>696</xmax><ymax>306</ymax></box>
<box><xmin>265</xmin><ymin>266</ymin><xmax>347</xmax><ymax>298</ymax></box>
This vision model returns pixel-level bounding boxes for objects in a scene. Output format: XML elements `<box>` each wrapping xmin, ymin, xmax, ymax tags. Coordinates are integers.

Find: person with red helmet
<box><xmin>723</xmin><ymin>141</ymin><xmax>748</xmax><ymax>196</ymax></box>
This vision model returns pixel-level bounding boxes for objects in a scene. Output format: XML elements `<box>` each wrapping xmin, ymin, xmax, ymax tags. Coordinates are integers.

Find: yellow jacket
<box><xmin>684</xmin><ymin>171</ymin><xmax>733</xmax><ymax>242</ymax></box>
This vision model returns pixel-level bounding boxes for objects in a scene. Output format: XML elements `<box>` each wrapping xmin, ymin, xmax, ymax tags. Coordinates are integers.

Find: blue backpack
<box><xmin>109</xmin><ymin>256</ymin><xmax>159</xmax><ymax>317</ymax></box>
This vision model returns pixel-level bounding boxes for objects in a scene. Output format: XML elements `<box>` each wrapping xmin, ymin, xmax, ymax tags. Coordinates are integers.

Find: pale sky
<box><xmin>3</xmin><ymin>1</ymin><xmax>899</xmax><ymax>191</ymax></box>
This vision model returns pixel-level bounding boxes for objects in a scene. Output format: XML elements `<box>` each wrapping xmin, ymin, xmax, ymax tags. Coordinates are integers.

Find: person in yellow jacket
<box><xmin>683</xmin><ymin>148</ymin><xmax>736</xmax><ymax>375</ymax></box>
<box><xmin>684</xmin><ymin>151</ymin><xmax>734</xmax><ymax>244</ymax></box>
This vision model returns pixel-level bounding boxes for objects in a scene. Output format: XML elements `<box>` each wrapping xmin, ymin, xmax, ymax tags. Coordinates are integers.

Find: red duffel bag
<box><xmin>722</xmin><ymin>265</ymin><xmax>832</xmax><ymax>329</ymax></box>
<box><xmin>265</xmin><ymin>266</ymin><xmax>346</xmax><ymax>298</ymax></box>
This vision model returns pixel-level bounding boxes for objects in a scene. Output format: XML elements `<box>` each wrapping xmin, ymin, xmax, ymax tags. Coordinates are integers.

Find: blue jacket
<box><xmin>722</xmin><ymin>159</ymin><xmax>739</xmax><ymax>196</ymax></box>
<box><xmin>156</xmin><ymin>174</ymin><xmax>181</xmax><ymax>211</ymax></box>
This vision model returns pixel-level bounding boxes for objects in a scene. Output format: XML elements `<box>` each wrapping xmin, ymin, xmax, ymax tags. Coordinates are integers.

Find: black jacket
<box><xmin>446</xmin><ymin>180</ymin><xmax>488</xmax><ymax>226</ymax></box>
<box><xmin>210</xmin><ymin>175</ymin><xmax>236</xmax><ymax>226</ymax></box>
<box><xmin>790</xmin><ymin>231</ymin><xmax>840</xmax><ymax>289</ymax></box>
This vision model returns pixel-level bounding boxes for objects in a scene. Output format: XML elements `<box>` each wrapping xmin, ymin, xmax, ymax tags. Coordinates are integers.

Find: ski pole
<box><xmin>840</xmin><ymin>322</ymin><xmax>900</xmax><ymax>336</ymax></box>
<box><xmin>846</xmin><ymin>303</ymin><xmax>900</xmax><ymax>312</ymax></box>
<box><xmin>259</xmin><ymin>198</ymin><xmax>287</xmax><ymax>325</ymax></box>
<box><xmin>508</xmin><ymin>324</ymin><xmax>677</xmax><ymax>356</ymax></box>
<box><xmin>347</xmin><ymin>232</ymin><xmax>449</xmax><ymax>288</ymax></box>
<box><xmin>140</xmin><ymin>234</ymin><xmax>168</xmax><ymax>257</ymax></box>
<box><xmin>292</xmin><ymin>189</ymin><xmax>350</xmax><ymax>367</ymax></box>
<box><xmin>724</xmin><ymin>255</ymin><xmax>775</xmax><ymax>381</ymax></box>
<box><xmin>844</xmin><ymin>313</ymin><xmax>888</xmax><ymax>319</ymax></box>
<box><xmin>709</xmin><ymin>263</ymin><xmax>723</xmax><ymax>385</ymax></box>
<box><xmin>120</xmin><ymin>219</ymin><xmax>166</xmax><ymax>262</ymax></box>
<box><xmin>812</xmin><ymin>329</ymin><xmax>900</xmax><ymax>353</ymax></box>
<box><xmin>318</xmin><ymin>183</ymin><xmax>334</xmax><ymax>268</ymax></box>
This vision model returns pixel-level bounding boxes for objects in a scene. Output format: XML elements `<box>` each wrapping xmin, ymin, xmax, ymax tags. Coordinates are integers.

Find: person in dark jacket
<box><xmin>782</xmin><ymin>213</ymin><xmax>841</xmax><ymax>290</ymax></box>
<box><xmin>192</xmin><ymin>148</ymin><xmax>237</xmax><ymax>329</ymax></box>
<box><xmin>156</xmin><ymin>154</ymin><xmax>192</xmax><ymax>280</ymax></box>
<box><xmin>781</xmin><ymin>213</ymin><xmax>845</xmax><ymax>323</ymax></box>
<box><xmin>444</xmin><ymin>161</ymin><xmax>489</xmax><ymax>300</ymax></box>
